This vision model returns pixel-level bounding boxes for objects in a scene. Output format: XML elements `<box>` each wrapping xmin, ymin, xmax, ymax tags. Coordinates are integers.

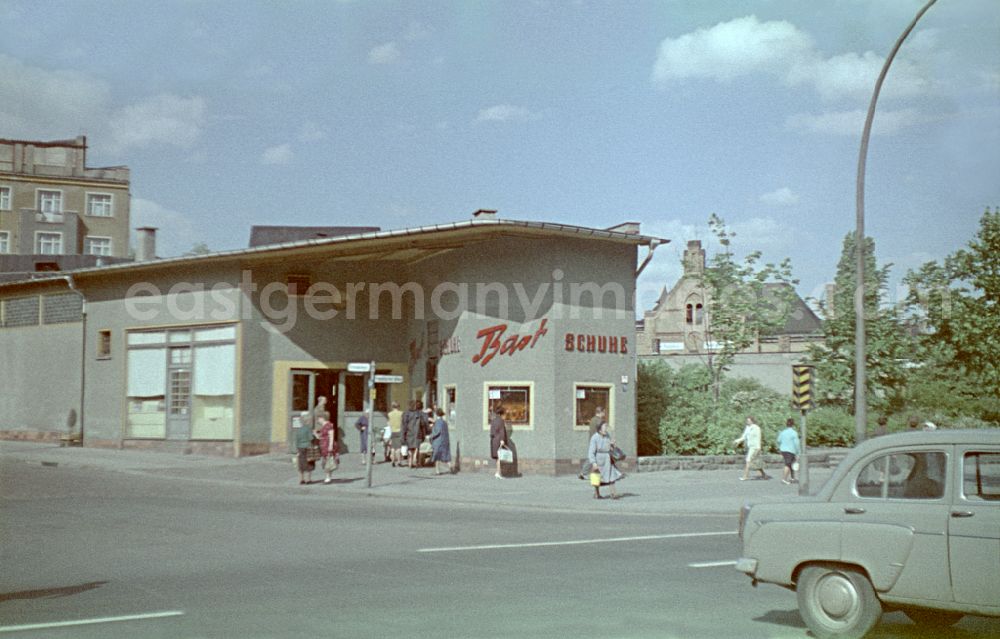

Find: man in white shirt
<box><xmin>733</xmin><ymin>416</ymin><xmax>769</xmax><ymax>481</ymax></box>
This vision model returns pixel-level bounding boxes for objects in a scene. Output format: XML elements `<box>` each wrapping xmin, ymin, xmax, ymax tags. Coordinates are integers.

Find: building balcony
<box><xmin>23</xmin><ymin>209</ymin><xmax>77</xmax><ymax>224</ymax></box>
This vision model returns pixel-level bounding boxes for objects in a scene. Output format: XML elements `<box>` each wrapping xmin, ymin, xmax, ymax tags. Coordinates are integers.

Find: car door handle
<box><xmin>951</xmin><ymin>511</ymin><xmax>975</xmax><ymax>518</ymax></box>
<box><xmin>844</xmin><ymin>507</ymin><xmax>866</xmax><ymax>515</ymax></box>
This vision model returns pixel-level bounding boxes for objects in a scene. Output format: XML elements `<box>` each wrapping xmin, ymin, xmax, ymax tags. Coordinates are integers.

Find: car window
<box><xmin>856</xmin><ymin>452</ymin><xmax>946</xmax><ymax>500</ymax></box>
<box><xmin>963</xmin><ymin>452</ymin><xmax>1000</xmax><ymax>502</ymax></box>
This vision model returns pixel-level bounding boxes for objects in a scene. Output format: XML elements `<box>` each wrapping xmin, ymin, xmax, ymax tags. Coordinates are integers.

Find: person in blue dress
<box><xmin>430</xmin><ymin>407</ymin><xmax>451</xmax><ymax>475</ymax></box>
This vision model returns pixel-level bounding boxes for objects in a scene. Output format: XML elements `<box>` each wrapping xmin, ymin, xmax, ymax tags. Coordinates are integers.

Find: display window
<box><xmin>484</xmin><ymin>382</ymin><xmax>533</xmax><ymax>429</ymax></box>
<box><xmin>574</xmin><ymin>383</ymin><xmax>613</xmax><ymax>431</ymax></box>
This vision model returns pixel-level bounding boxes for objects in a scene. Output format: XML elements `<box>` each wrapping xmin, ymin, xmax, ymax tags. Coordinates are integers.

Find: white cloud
<box><xmin>730</xmin><ymin>217</ymin><xmax>792</xmax><ymax>252</ymax></box>
<box><xmin>368</xmin><ymin>42</ymin><xmax>401</xmax><ymax>65</ymax></box>
<box><xmin>0</xmin><ymin>53</ymin><xmax>109</xmax><ymax>139</ymax></box>
<box><xmin>260</xmin><ymin>143</ymin><xmax>294</xmax><ymax>165</ymax></box>
<box><xmin>297</xmin><ymin>121</ymin><xmax>328</xmax><ymax>142</ymax></box>
<box><xmin>475</xmin><ymin>104</ymin><xmax>536</xmax><ymax>123</ymax></box>
<box><xmin>130</xmin><ymin>197</ymin><xmax>198</xmax><ymax>258</ymax></box>
<box><xmin>108</xmin><ymin>94</ymin><xmax>206</xmax><ymax>152</ymax></box>
<box><xmin>760</xmin><ymin>187</ymin><xmax>799</xmax><ymax>206</ymax></box>
<box><xmin>652</xmin><ymin>15</ymin><xmax>813</xmax><ymax>83</ymax></box>
<box><xmin>785</xmin><ymin>108</ymin><xmax>929</xmax><ymax>136</ymax></box>
<box><xmin>652</xmin><ymin>15</ymin><xmax>934</xmax><ymax>102</ymax></box>
<box><xmin>0</xmin><ymin>55</ymin><xmax>209</xmax><ymax>155</ymax></box>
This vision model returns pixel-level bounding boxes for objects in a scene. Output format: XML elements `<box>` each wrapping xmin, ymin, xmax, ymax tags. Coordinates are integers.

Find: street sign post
<box><xmin>792</xmin><ymin>365</ymin><xmax>815</xmax><ymax>496</ymax></box>
<box><xmin>347</xmin><ymin>362</ymin><xmax>371</xmax><ymax>373</ymax></box>
<box><xmin>373</xmin><ymin>374</ymin><xmax>403</xmax><ymax>384</ymax></box>
<box><xmin>366</xmin><ymin>361</ymin><xmax>375</xmax><ymax>488</ymax></box>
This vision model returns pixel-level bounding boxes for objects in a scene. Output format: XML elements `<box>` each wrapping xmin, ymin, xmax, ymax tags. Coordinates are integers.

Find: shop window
<box><xmin>97</xmin><ymin>329</ymin><xmax>112</xmax><ymax>359</ymax></box>
<box><xmin>126</xmin><ymin>326</ymin><xmax>236</xmax><ymax>440</ymax></box>
<box><xmin>574</xmin><ymin>384</ymin><xmax>612</xmax><ymax>430</ymax></box>
<box><xmin>486</xmin><ymin>383</ymin><xmax>532</xmax><ymax>428</ymax></box>
<box><xmin>345</xmin><ymin>369</ymin><xmax>390</xmax><ymax>412</ymax></box>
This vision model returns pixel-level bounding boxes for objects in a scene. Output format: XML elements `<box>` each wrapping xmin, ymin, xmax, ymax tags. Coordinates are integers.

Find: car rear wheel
<box><xmin>797</xmin><ymin>564</ymin><xmax>882</xmax><ymax>639</ymax></box>
<box><xmin>902</xmin><ymin>607</ymin><xmax>963</xmax><ymax>628</ymax></box>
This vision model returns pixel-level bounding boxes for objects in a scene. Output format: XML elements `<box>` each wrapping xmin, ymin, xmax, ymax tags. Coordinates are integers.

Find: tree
<box><xmin>636</xmin><ymin>361</ymin><xmax>670</xmax><ymax>456</ymax></box>
<box><xmin>904</xmin><ymin>208</ymin><xmax>1000</xmax><ymax>422</ymax></box>
<box><xmin>184</xmin><ymin>242</ymin><xmax>211</xmax><ymax>256</ymax></box>
<box><xmin>697</xmin><ymin>214</ymin><xmax>798</xmax><ymax>399</ymax></box>
<box><xmin>809</xmin><ymin>233</ymin><xmax>912</xmax><ymax>414</ymax></box>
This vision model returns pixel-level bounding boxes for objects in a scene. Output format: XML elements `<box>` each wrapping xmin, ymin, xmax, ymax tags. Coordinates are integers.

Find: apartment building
<box><xmin>0</xmin><ymin>136</ymin><xmax>130</xmax><ymax>265</ymax></box>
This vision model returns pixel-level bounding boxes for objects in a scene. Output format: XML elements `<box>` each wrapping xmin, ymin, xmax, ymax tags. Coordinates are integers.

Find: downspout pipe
<box><xmin>62</xmin><ymin>275</ymin><xmax>86</xmax><ymax>445</ymax></box>
<box><xmin>635</xmin><ymin>239</ymin><xmax>662</xmax><ymax>278</ymax></box>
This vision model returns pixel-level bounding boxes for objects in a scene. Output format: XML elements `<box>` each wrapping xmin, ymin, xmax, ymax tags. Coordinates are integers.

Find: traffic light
<box><xmin>792</xmin><ymin>365</ymin><xmax>815</xmax><ymax>411</ymax></box>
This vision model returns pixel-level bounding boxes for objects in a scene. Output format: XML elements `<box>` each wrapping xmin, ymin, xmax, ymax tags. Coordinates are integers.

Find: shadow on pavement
<box><xmin>0</xmin><ymin>581</ymin><xmax>108</xmax><ymax>602</ymax></box>
<box><xmin>753</xmin><ymin>608</ymin><xmax>805</xmax><ymax>629</ymax></box>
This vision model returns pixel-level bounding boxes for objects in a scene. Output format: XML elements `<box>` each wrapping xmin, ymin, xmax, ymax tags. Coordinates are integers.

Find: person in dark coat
<box><xmin>400</xmin><ymin>401</ymin><xmax>416</xmax><ymax>467</ymax></box>
<box><xmin>430</xmin><ymin>407</ymin><xmax>451</xmax><ymax>475</ymax></box>
<box><xmin>489</xmin><ymin>406</ymin><xmax>507</xmax><ymax>479</ymax></box>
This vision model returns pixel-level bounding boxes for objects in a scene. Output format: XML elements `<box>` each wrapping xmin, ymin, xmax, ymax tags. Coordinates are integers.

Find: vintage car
<box><xmin>736</xmin><ymin>429</ymin><xmax>1000</xmax><ymax>639</ymax></box>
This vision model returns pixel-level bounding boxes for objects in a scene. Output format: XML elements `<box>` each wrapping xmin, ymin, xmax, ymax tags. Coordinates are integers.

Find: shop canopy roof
<box><xmin>0</xmin><ymin>218</ymin><xmax>668</xmax><ymax>291</ymax></box>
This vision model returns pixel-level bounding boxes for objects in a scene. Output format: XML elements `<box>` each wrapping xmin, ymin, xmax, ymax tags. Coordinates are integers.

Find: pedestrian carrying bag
<box><xmin>498</xmin><ymin>445</ymin><xmax>513</xmax><ymax>464</ymax></box>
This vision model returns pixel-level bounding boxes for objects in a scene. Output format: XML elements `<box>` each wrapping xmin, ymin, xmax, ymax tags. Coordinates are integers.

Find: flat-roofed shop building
<box><xmin>0</xmin><ymin>212</ymin><xmax>664</xmax><ymax>475</ymax></box>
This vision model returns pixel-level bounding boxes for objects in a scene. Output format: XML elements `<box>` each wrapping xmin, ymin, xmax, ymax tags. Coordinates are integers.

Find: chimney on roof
<box><xmin>473</xmin><ymin>209</ymin><xmax>497</xmax><ymax>220</ymax></box>
<box><xmin>607</xmin><ymin>221</ymin><xmax>641</xmax><ymax>235</ymax></box>
<box><xmin>135</xmin><ymin>227</ymin><xmax>158</xmax><ymax>262</ymax></box>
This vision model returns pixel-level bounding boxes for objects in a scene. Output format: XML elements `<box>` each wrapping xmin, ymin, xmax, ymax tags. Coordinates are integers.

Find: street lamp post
<box><xmin>854</xmin><ymin>0</ymin><xmax>937</xmax><ymax>444</ymax></box>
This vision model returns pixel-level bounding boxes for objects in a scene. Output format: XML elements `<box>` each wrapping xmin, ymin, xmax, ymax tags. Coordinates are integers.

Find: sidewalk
<box><xmin>0</xmin><ymin>441</ymin><xmax>836</xmax><ymax>516</ymax></box>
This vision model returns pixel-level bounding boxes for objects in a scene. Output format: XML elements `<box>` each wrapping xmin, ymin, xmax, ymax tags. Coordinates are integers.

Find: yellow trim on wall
<box><xmin>270</xmin><ymin>360</ymin><xmax>409</xmax><ymax>444</ymax></box>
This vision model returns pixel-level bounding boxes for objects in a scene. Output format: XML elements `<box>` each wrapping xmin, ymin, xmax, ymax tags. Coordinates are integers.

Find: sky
<box><xmin>2</xmin><ymin>0</ymin><xmax>998</xmax><ymax>313</ymax></box>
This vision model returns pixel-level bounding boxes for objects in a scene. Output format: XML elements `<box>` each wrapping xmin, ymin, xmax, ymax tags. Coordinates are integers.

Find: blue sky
<box><xmin>2</xmin><ymin>0</ymin><xmax>997</xmax><ymax>312</ymax></box>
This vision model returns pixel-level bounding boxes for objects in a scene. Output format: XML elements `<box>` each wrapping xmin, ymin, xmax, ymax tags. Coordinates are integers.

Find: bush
<box><xmin>636</xmin><ymin>360</ymin><xmax>669</xmax><ymax>455</ymax></box>
<box><xmin>658</xmin><ymin>370</ymin><xmax>797</xmax><ymax>455</ymax></box>
<box><xmin>804</xmin><ymin>406</ymin><xmax>857</xmax><ymax>447</ymax></box>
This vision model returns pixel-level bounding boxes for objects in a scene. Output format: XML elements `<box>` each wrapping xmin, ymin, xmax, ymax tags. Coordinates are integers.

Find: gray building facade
<box><xmin>0</xmin><ymin>215</ymin><xmax>663</xmax><ymax>475</ymax></box>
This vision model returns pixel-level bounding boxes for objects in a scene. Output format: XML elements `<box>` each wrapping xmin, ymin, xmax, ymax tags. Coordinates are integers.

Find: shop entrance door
<box><xmin>166</xmin><ymin>346</ymin><xmax>192</xmax><ymax>440</ymax></box>
<box><xmin>288</xmin><ymin>368</ymin><xmax>339</xmax><ymax>453</ymax></box>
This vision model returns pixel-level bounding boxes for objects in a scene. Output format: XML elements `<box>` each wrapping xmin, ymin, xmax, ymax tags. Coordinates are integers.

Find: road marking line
<box><xmin>418</xmin><ymin>531</ymin><xmax>735</xmax><ymax>553</ymax></box>
<box><xmin>688</xmin><ymin>560</ymin><xmax>738</xmax><ymax>568</ymax></box>
<box><xmin>0</xmin><ymin>611</ymin><xmax>184</xmax><ymax>633</ymax></box>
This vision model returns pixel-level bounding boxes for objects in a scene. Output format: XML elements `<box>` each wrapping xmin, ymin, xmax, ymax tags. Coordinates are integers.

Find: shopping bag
<box><xmin>324</xmin><ymin>456</ymin><xmax>339</xmax><ymax>473</ymax></box>
<box><xmin>498</xmin><ymin>445</ymin><xmax>513</xmax><ymax>464</ymax></box>
<box><xmin>589</xmin><ymin>471</ymin><xmax>601</xmax><ymax>487</ymax></box>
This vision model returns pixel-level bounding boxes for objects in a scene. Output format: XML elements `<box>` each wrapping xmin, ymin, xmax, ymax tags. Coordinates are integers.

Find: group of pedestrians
<box><xmin>357</xmin><ymin>400</ymin><xmax>454</xmax><ymax>475</ymax></box>
<box><xmin>732</xmin><ymin>416</ymin><xmax>801</xmax><ymax>485</ymax></box>
<box><xmin>294</xmin><ymin>396</ymin><xmax>339</xmax><ymax>485</ymax></box>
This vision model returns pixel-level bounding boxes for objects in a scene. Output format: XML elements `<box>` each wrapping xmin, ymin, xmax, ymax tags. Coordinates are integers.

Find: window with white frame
<box><xmin>0</xmin><ymin>231</ymin><xmax>9</xmax><ymax>254</ymax></box>
<box><xmin>36</xmin><ymin>232</ymin><xmax>63</xmax><ymax>255</ymax></box>
<box><xmin>38</xmin><ymin>190</ymin><xmax>62</xmax><ymax>213</ymax></box>
<box><xmin>84</xmin><ymin>236</ymin><xmax>112</xmax><ymax>256</ymax></box>
<box><xmin>86</xmin><ymin>193</ymin><xmax>113</xmax><ymax>217</ymax></box>
<box><xmin>0</xmin><ymin>186</ymin><xmax>10</xmax><ymax>210</ymax></box>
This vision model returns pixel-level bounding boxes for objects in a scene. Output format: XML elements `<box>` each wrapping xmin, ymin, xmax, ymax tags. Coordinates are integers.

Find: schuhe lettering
<box><xmin>472</xmin><ymin>318</ymin><xmax>549</xmax><ymax>367</ymax></box>
<box><xmin>564</xmin><ymin>332</ymin><xmax>628</xmax><ymax>354</ymax></box>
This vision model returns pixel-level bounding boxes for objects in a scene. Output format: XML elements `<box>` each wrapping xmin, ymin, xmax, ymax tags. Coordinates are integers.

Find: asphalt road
<box><xmin>2</xmin><ymin>461</ymin><xmax>998</xmax><ymax>639</ymax></box>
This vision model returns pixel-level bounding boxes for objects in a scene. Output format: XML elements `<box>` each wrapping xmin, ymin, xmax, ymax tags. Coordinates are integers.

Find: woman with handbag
<box><xmin>294</xmin><ymin>411</ymin><xmax>317</xmax><ymax>485</ymax></box>
<box><xmin>588</xmin><ymin>421</ymin><xmax>623</xmax><ymax>499</ymax></box>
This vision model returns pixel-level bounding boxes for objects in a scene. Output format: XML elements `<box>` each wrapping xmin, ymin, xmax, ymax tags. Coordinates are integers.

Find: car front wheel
<box><xmin>797</xmin><ymin>564</ymin><xmax>882</xmax><ymax>639</ymax></box>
